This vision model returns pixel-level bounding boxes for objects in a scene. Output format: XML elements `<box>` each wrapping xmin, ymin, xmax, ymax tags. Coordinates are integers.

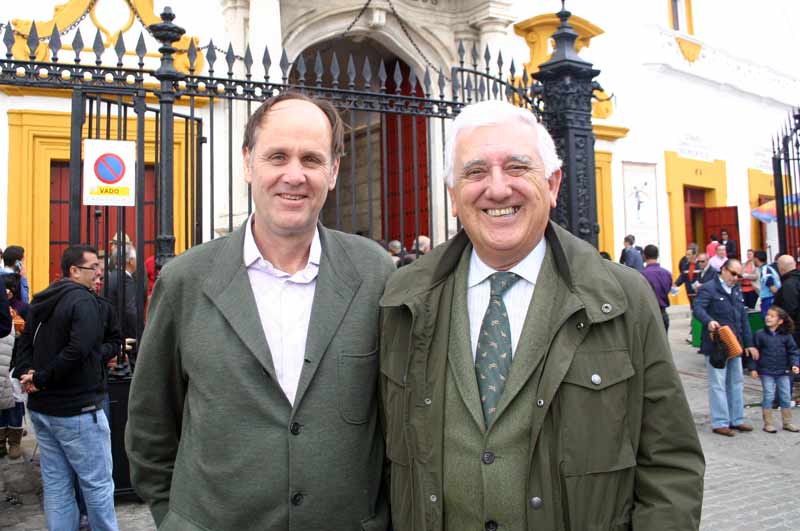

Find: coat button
<box><xmin>529</xmin><ymin>496</ymin><xmax>543</xmax><ymax>509</ymax></box>
<box><xmin>576</xmin><ymin>321</ymin><xmax>585</xmax><ymax>330</ymax></box>
<box><xmin>591</xmin><ymin>374</ymin><xmax>602</xmax><ymax>385</ymax></box>
<box><xmin>429</xmin><ymin>494</ymin><xmax>438</xmax><ymax>503</ymax></box>
<box><xmin>291</xmin><ymin>492</ymin><xmax>303</xmax><ymax>505</ymax></box>
<box><xmin>536</xmin><ymin>399</ymin><xmax>545</xmax><ymax>407</ymax></box>
<box><xmin>290</xmin><ymin>422</ymin><xmax>302</xmax><ymax>435</ymax></box>
<box><xmin>485</xmin><ymin>521</ymin><xmax>498</xmax><ymax>531</ymax></box>
<box><xmin>424</xmin><ymin>398</ymin><xmax>432</xmax><ymax>405</ymax></box>
<box><xmin>601</xmin><ymin>303</ymin><xmax>613</xmax><ymax>313</ymax></box>
<box><xmin>481</xmin><ymin>451</ymin><xmax>495</xmax><ymax>464</ymax></box>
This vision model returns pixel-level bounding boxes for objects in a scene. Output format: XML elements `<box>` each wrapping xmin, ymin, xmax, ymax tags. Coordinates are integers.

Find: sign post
<box><xmin>83</xmin><ymin>139</ymin><xmax>137</xmax><ymax>207</ymax></box>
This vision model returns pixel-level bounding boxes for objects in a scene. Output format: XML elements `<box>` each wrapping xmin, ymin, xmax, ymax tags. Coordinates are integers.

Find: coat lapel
<box><xmin>447</xmin><ymin>245</ymin><xmax>487</xmax><ymax>432</ymax></box>
<box><xmin>201</xmin><ymin>223</ymin><xmax>277</xmax><ymax>380</ymax></box>
<box><xmin>292</xmin><ymin>227</ymin><xmax>361</xmax><ymax>410</ymax></box>
<box><xmin>493</xmin><ymin>244</ymin><xmax>581</xmax><ymax>421</ymax></box>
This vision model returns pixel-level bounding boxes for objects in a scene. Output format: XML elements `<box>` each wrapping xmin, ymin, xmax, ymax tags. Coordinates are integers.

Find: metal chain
<box><xmin>385</xmin><ymin>0</ymin><xmax>446</xmax><ymax>78</ymax></box>
<box><xmin>342</xmin><ymin>0</ymin><xmax>372</xmax><ymax>38</ymax></box>
<box><xmin>3</xmin><ymin>0</ymin><xmax>98</xmax><ymax>41</ymax></box>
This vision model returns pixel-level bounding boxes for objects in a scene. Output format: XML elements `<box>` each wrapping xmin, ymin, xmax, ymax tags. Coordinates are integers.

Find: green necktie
<box><xmin>475</xmin><ymin>272</ymin><xmax>520</xmax><ymax>426</ymax></box>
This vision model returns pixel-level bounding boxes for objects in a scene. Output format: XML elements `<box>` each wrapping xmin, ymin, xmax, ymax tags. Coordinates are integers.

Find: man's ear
<box><xmin>548</xmin><ymin>169</ymin><xmax>563</xmax><ymax>208</ymax></box>
<box><xmin>447</xmin><ymin>184</ymin><xmax>458</xmax><ymax>218</ymax></box>
<box><xmin>243</xmin><ymin>149</ymin><xmax>253</xmax><ymax>184</ymax></box>
<box><xmin>328</xmin><ymin>158</ymin><xmax>340</xmax><ymax>191</ymax></box>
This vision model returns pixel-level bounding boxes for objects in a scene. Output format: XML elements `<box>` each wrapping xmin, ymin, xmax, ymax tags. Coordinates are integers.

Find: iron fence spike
<box><xmin>279</xmin><ymin>48</ymin><xmax>289</xmax><ymax>80</ymax></box>
<box><xmin>362</xmin><ymin>56</ymin><xmax>372</xmax><ymax>87</ymax></box>
<box><xmin>27</xmin><ymin>21</ymin><xmax>39</xmax><ymax>60</ymax></box>
<box><xmin>492</xmin><ymin>80</ymin><xmax>499</xmax><ymax>99</ymax></box>
<box><xmin>345</xmin><ymin>53</ymin><xmax>355</xmax><ymax>87</ymax></box>
<box><xmin>330</xmin><ymin>51</ymin><xmax>341</xmax><ymax>87</ymax></box>
<box><xmin>497</xmin><ymin>50</ymin><xmax>503</xmax><ymax>72</ymax></box>
<box><xmin>49</xmin><ymin>24</ymin><xmax>62</xmax><ymax>62</ymax></box>
<box><xmin>484</xmin><ymin>44</ymin><xmax>491</xmax><ymax>69</ymax></box>
<box><xmin>115</xmin><ymin>33</ymin><xmax>126</xmax><ymax>66</ymax></box>
<box><xmin>457</xmin><ymin>40</ymin><xmax>465</xmax><ymax>64</ymax></box>
<box><xmin>136</xmin><ymin>32</ymin><xmax>147</xmax><ymax>60</ymax></box>
<box><xmin>378</xmin><ymin>59</ymin><xmax>387</xmax><ymax>90</ymax></box>
<box><xmin>423</xmin><ymin>67</ymin><xmax>432</xmax><ymax>95</ymax></box>
<box><xmin>3</xmin><ymin>22</ymin><xmax>14</xmax><ymax>59</ymax></box>
<box><xmin>471</xmin><ymin>41</ymin><xmax>479</xmax><ymax>66</ymax></box>
<box><xmin>522</xmin><ymin>68</ymin><xmax>529</xmax><ymax>87</ymax></box>
<box><xmin>187</xmin><ymin>39</ymin><xmax>197</xmax><ymax>71</ymax></box>
<box><xmin>440</xmin><ymin>69</ymin><xmax>448</xmax><ymax>98</ymax></box>
<box><xmin>225</xmin><ymin>43</ymin><xmax>235</xmax><ymax>74</ymax></box>
<box><xmin>478</xmin><ymin>77</ymin><xmax>486</xmax><ymax>100</ymax></box>
<box><xmin>393</xmin><ymin>62</ymin><xmax>403</xmax><ymax>93</ymax></box>
<box><xmin>509</xmin><ymin>58</ymin><xmax>516</xmax><ymax>80</ymax></box>
<box><xmin>72</xmin><ymin>28</ymin><xmax>83</xmax><ymax>63</ymax></box>
<box><xmin>452</xmin><ymin>68</ymin><xmax>460</xmax><ymax>94</ymax></box>
<box><xmin>314</xmin><ymin>50</ymin><xmax>324</xmax><ymax>85</ymax></box>
<box><xmin>262</xmin><ymin>44</ymin><xmax>271</xmax><ymax>75</ymax></box>
<box><xmin>244</xmin><ymin>44</ymin><xmax>253</xmax><ymax>75</ymax></box>
<box><xmin>206</xmin><ymin>39</ymin><xmax>217</xmax><ymax>71</ymax></box>
<box><xmin>409</xmin><ymin>67</ymin><xmax>417</xmax><ymax>93</ymax></box>
<box><xmin>92</xmin><ymin>28</ymin><xmax>104</xmax><ymax>65</ymax></box>
<box><xmin>505</xmin><ymin>83</ymin><xmax>513</xmax><ymax>101</ymax></box>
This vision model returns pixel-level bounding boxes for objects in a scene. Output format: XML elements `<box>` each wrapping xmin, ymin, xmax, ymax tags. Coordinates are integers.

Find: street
<box><xmin>2</xmin><ymin>306</ymin><xmax>799</xmax><ymax>530</ymax></box>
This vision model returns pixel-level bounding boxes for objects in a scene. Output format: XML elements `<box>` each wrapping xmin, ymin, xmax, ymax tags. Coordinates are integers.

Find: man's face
<box><xmin>716</xmin><ymin>246</ymin><xmax>727</xmax><ymax>258</ymax></box>
<box><xmin>685</xmin><ymin>249</ymin><xmax>695</xmax><ymax>260</ymax></box>
<box><xmin>721</xmin><ymin>231</ymin><xmax>728</xmax><ymax>241</ymax></box>
<box><xmin>243</xmin><ymin>99</ymin><xmax>339</xmax><ymax>240</ymax></box>
<box><xmin>72</xmin><ymin>252</ymin><xmax>100</xmax><ymax>289</ymax></box>
<box><xmin>696</xmin><ymin>254</ymin><xmax>708</xmax><ymax>268</ymax></box>
<box><xmin>448</xmin><ymin>121</ymin><xmax>561</xmax><ymax>270</ymax></box>
<box><xmin>720</xmin><ymin>261</ymin><xmax>742</xmax><ymax>287</ymax></box>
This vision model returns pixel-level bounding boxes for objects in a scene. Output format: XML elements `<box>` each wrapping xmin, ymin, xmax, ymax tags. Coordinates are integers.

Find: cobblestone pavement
<box><xmin>2</xmin><ymin>305</ymin><xmax>799</xmax><ymax>530</ymax></box>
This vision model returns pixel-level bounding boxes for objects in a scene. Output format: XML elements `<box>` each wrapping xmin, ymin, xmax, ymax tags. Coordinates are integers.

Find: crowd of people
<box><xmin>620</xmin><ymin>232</ymin><xmax>800</xmax><ymax>438</ymax></box>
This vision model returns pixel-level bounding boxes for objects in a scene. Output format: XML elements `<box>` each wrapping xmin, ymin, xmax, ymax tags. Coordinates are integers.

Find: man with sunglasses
<box><xmin>693</xmin><ymin>258</ymin><xmax>760</xmax><ymax>437</ymax></box>
<box><xmin>15</xmin><ymin>245</ymin><xmax>119</xmax><ymax>530</ymax></box>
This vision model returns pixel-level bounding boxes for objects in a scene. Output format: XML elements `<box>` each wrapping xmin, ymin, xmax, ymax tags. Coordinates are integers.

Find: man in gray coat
<box><xmin>126</xmin><ymin>93</ymin><xmax>395</xmax><ymax>530</ymax></box>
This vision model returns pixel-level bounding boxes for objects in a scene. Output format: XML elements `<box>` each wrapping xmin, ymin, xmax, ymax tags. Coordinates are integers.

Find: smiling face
<box><xmin>243</xmin><ymin>99</ymin><xmax>340</xmax><ymax>242</ymax></box>
<box><xmin>448</xmin><ymin>121</ymin><xmax>562</xmax><ymax>270</ymax></box>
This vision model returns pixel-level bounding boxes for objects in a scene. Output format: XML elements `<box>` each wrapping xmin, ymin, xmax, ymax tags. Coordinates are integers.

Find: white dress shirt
<box><xmin>243</xmin><ymin>215</ymin><xmax>320</xmax><ymax>405</ymax></box>
<box><xmin>467</xmin><ymin>240</ymin><xmax>546</xmax><ymax>361</ymax></box>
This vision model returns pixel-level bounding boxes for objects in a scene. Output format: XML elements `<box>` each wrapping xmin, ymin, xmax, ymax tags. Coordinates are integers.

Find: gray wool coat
<box><xmin>125</xmin><ymin>222</ymin><xmax>395</xmax><ymax>530</ymax></box>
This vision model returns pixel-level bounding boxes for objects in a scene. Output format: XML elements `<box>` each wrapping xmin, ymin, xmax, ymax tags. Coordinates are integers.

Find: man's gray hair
<box><xmin>444</xmin><ymin>100</ymin><xmax>562</xmax><ymax>187</ymax></box>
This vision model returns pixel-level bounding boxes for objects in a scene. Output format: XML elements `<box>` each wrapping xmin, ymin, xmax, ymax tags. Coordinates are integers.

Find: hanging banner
<box><xmin>82</xmin><ymin>139</ymin><xmax>136</xmax><ymax>206</ymax></box>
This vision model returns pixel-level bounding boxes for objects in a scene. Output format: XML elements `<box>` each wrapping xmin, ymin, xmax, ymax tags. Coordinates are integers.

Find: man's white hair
<box><xmin>444</xmin><ymin>100</ymin><xmax>562</xmax><ymax>187</ymax></box>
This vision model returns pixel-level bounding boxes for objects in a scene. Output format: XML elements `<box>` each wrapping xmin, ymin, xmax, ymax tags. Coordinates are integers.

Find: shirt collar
<box><xmin>468</xmin><ymin>238</ymin><xmax>546</xmax><ymax>288</ymax></box>
<box><xmin>718</xmin><ymin>275</ymin><xmax>732</xmax><ymax>294</ymax></box>
<box><xmin>243</xmin><ymin>214</ymin><xmax>321</xmax><ymax>275</ymax></box>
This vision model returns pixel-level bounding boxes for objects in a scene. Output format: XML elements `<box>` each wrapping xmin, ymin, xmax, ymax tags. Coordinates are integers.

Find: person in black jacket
<box><xmin>0</xmin><ymin>280</ymin><xmax>10</xmax><ymax>338</ymax></box>
<box><xmin>106</xmin><ymin>244</ymin><xmax>137</xmax><ymax>344</ymax></box>
<box><xmin>773</xmin><ymin>254</ymin><xmax>800</xmax><ymax>404</ymax></box>
<box><xmin>15</xmin><ymin>245</ymin><xmax>119</xmax><ymax>531</ymax></box>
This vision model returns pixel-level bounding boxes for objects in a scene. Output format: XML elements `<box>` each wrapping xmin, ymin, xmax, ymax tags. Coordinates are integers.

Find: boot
<box><xmin>782</xmin><ymin>409</ymin><xmax>800</xmax><ymax>432</ymax></box>
<box><xmin>763</xmin><ymin>409</ymin><xmax>778</xmax><ymax>433</ymax></box>
<box><xmin>6</xmin><ymin>427</ymin><xmax>23</xmax><ymax>459</ymax></box>
<box><xmin>0</xmin><ymin>427</ymin><xmax>7</xmax><ymax>458</ymax></box>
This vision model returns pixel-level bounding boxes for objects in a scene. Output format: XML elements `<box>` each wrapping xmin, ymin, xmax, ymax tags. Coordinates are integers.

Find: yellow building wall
<box><xmin>7</xmin><ymin>110</ymin><xmax>190</xmax><ymax>293</ymax></box>
<box><xmin>595</xmin><ymin>151</ymin><xmax>614</xmax><ymax>255</ymax></box>
<box><xmin>748</xmin><ymin>169</ymin><xmax>774</xmax><ymax>252</ymax></box>
<box><xmin>665</xmin><ymin>151</ymin><xmax>727</xmax><ymax>305</ymax></box>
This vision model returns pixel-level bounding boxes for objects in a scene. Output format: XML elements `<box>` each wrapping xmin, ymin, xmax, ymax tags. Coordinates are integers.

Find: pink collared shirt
<box><xmin>243</xmin><ymin>215</ymin><xmax>321</xmax><ymax>405</ymax></box>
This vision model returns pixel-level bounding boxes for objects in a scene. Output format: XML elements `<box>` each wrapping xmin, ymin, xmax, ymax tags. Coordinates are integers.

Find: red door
<box><xmin>384</xmin><ymin>61</ymin><xmax>430</xmax><ymax>250</ymax></box>
<box><xmin>704</xmin><ymin>206</ymin><xmax>739</xmax><ymax>259</ymax></box>
<box><xmin>49</xmin><ymin>161</ymin><xmax>157</xmax><ymax>283</ymax></box>
<box><xmin>683</xmin><ymin>187</ymin><xmax>706</xmax><ymax>248</ymax></box>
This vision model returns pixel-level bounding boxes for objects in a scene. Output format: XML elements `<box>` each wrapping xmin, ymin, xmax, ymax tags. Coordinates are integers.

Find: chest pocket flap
<box><xmin>562</xmin><ymin>349</ymin><xmax>635</xmax><ymax>390</ymax></box>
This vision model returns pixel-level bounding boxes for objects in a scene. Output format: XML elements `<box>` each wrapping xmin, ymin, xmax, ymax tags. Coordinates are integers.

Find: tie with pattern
<box><xmin>475</xmin><ymin>271</ymin><xmax>520</xmax><ymax>426</ymax></box>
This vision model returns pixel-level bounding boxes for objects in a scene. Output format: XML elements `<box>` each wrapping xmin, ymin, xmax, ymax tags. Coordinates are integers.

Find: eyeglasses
<box><xmin>725</xmin><ymin>268</ymin><xmax>742</xmax><ymax>279</ymax></box>
<box><xmin>696</xmin><ymin>260</ymin><xmax>706</xmax><ymax>264</ymax></box>
<box><xmin>74</xmin><ymin>265</ymin><xmax>99</xmax><ymax>272</ymax></box>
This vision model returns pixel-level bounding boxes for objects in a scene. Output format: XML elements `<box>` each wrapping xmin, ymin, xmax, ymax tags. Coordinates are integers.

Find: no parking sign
<box><xmin>83</xmin><ymin>139</ymin><xmax>136</xmax><ymax>206</ymax></box>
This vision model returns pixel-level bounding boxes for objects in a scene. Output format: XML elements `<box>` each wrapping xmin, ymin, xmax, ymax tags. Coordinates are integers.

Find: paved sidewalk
<box><xmin>2</xmin><ymin>305</ymin><xmax>799</xmax><ymax>530</ymax></box>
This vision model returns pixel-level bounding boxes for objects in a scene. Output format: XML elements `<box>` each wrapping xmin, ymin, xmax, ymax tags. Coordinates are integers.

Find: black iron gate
<box><xmin>772</xmin><ymin>109</ymin><xmax>800</xmax><ymax>256</ymax></box>
<box><xmin>1</xmin><ymin>5</ymin><xmax>600</xmax><ymax>339</ymax></box>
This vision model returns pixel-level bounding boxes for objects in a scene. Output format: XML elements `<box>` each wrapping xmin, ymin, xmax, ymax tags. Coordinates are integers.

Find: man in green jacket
<box><xmin>380</xmin><ymin>100</ymin><xmax>704</xmax><ymax>530</ymax></box>
<box><xmin>126</xmin><ymin>93</ymin><xmax>395</xmax><ymax>530</ymax></box>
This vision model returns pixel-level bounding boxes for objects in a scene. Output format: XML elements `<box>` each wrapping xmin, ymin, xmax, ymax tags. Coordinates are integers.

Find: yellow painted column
<box><xmin>595</xmin><ymin>150</ymin><xmax>614</xmax><ymax>256</ymax></box>
<box><xmin>747</xmin><ymin>169</ymin><xmax>774</xmax><ymax>251</ymax></box>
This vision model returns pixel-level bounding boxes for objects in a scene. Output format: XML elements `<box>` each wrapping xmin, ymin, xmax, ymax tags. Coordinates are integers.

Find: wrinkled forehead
<box><xmin>454</xmin><ymin>120</ymin><xmax>540</xmax><ymax>160</ymax></box>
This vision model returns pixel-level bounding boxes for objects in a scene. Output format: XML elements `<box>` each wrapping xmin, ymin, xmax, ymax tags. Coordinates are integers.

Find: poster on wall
<box><xmin>622</xmin><ymin>162</ymin><xmax>659</xmax><ymax>248</ymax></box>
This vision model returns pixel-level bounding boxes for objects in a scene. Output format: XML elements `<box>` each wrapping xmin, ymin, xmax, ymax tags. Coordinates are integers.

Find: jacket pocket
<box><xmin>380</xmin><ymin>352</ymin><xmax>411</xmax><ymax>466</ymax></box>
<box><xmin>338</xmin><ymin>349</ymin><xmax>379</xmax><ymax>424</ymax></box>
<box><xmin>159</xmin><ymin>508</ymin><xmax>212</xmax><ymax>531</ymax></box>
<box><xmin>560</xmin><ymin>349</ymin><xmax>636</xmax><ymax>476</ymax></box>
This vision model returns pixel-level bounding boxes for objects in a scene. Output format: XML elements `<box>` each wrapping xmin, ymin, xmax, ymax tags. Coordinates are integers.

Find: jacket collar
<box><xmin>380</xmin><ymin>221</ymin><xmax>627</xmax><ymax>324</ymax></box>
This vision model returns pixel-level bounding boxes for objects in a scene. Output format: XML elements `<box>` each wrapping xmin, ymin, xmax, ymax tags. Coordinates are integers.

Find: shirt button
<box><xmin>291</xmin><ymin>492</ymin><xmax>304</xmax><ymax>506</ymax></box>
<box><xmin>591</xmin><ymin>374</ymin><xmax>602</xmax><ymax>385</ymax></box>
<box><xmin>481</xmin><ymin>451</ymin><xmax>495</xmax><ymax>465</ymax></box>
<box><xmin>529</xmin><ymin>496</ymin><xmax>544</xmax><ymax>509</ymax></box>
<box><xmin>290</xmin><ymin>422</ymin><xmax>302</xmax><ymax>435</ymax></box>
<box><xmin>485</xmin><ymin>520</ymin><xmax>499</xmax><ymax>531</ymax></box>
<box><xmin>536</xmin><ymin>399</ymin><xmax>545</xmax><ymax>407</ymax></box>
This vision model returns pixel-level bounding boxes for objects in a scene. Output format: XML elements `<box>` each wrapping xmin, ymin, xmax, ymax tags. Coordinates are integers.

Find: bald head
<box><xmin>777</xmin><ymin>254</ymin><xmax>796</xmax><ymax>275</ymax></box>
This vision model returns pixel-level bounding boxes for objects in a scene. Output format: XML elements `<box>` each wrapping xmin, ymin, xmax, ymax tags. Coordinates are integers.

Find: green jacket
<box><xmin>379</xmin><ymin>223</ymin><xmax>704</xmax><ymax>531</ymax></box>
<box><xmin>126</xmin><ymin>223</ymin><xmax>395</xmax><ymax>530</ymax></box>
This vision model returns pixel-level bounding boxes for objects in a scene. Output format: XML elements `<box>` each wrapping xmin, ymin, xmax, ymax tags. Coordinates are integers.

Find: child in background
<box><xmin>749</xmin><ymin>306</ymin><xmax>800</xmax><ymax>433</ymax></box>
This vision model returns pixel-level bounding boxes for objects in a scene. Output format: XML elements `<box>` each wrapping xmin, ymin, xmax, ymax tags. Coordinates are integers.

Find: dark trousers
<box><xmin>660</xmin><ymin>308</ymin><xmax>670</xmax><ymax>332</ymax></box>
<box><xmin>743</xmin><ymin>290</ymin><xmax>758</xmax><ymax>309</ymax></box>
